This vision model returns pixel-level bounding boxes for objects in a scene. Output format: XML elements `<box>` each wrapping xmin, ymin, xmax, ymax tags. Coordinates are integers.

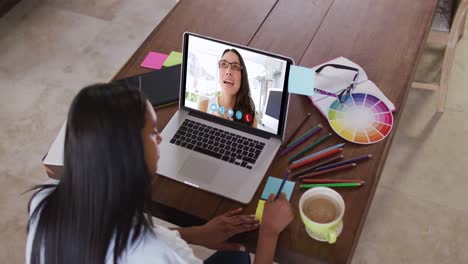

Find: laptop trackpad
<box><xmin>178</xmin><ymin>156</ymin><xmax>218</xmax><ymax>184</ymax></box>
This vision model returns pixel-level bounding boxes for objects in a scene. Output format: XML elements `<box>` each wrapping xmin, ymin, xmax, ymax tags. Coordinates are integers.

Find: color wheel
<box><xmin>328</xmin><ymin>93</ymin><xmax>393</xmax><ymax>144</ymax></box>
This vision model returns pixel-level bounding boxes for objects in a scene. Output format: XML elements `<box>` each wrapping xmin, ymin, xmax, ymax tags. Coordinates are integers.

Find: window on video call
<box><xmin>184</xmin><ymin>35</ymin><xmax>288</xmax><ymax>134</ymax></box>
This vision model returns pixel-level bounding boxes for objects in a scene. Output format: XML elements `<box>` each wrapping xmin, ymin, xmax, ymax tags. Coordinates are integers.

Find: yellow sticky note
<box><xmin>255</xmin><ymin>200</ymin><xmax>266</xmax><ymax>224</ymax></box>
<box><xmin>163</xmin><ymin>51</ymin><xmax>182</xmax><ymax>67</ymax></box>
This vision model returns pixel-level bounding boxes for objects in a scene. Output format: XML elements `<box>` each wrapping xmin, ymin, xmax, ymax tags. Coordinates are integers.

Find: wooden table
<box><xmin>47</xmin><ymin>0</ymin><xmax>439</xmax><ymax>263</ymax></box>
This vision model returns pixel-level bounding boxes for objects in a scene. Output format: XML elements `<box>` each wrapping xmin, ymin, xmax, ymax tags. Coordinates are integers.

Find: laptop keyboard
<box><xmin>169</xmin><ymin>119</ymin><xmax>265</xmax><ymax>169</ymax></box>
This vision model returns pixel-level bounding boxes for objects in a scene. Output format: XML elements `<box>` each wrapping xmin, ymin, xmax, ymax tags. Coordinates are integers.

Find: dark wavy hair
<box><xmin>221</xmin><ymin>49</ymin><xmax>256</xmax><ymax>126</ymax></box>
<box><xmin>27</xmin><ymin>82</ymin><xmax>154</xmax><ymax>264</ymax></box>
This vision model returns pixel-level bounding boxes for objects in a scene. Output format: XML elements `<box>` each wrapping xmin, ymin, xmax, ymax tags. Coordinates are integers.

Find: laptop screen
<box><xmin>181</xmin><ymin>33</ymin><xmax>292</xmax><ymax>136</ymax></box>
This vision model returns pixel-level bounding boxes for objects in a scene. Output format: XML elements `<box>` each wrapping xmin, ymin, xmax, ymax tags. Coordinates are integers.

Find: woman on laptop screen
<box><xmin>198</xmin><ymin>49</ymin><xmax>257</xmax><ymax>127</ymax></box>
<box><xmin>26</xmin><ymin>82</ymin><xmax>292</xmax><ymax>264</ymax></box>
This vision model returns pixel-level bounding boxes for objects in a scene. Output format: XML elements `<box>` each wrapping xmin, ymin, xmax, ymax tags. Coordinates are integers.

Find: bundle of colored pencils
<box><xmin>282</xmin><ymin>113</ymin><xmax>372</xmax><ymax>189</ymax></box>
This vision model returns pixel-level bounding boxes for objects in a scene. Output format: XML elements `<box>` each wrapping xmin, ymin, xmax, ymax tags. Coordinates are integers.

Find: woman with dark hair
<box><xmin>26</xmin><ymin>82</ymin><xmax>293</xmax><ymax>264</ymax></box>
<box><xmin>198</xmin><ymin>49</ymin><xmax>257</xmax><ymax>127</ymax></box>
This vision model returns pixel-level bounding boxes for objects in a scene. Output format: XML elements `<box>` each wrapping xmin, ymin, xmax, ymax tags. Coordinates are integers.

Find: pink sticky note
<box><xmin>140</xmin><ymin>52</ymin><xmax>168</xmax><ymax>70</ymax></box>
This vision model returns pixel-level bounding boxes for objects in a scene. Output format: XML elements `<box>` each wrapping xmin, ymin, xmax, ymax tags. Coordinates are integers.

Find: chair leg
<box><xmin>459</xmin><ymin>15</ymin><xmax>466</xmax><ymax>40</ymax></box>
<box><xmin>436</xmin><ymin>0</ymin><xmax>468</xmax><ymax>112</ymax></box>
<box><xmin>437</xmin><ymin>82</ymin><xmax>448</xmax><ymax>112</ymax></box>
<box><xmin>437</xmin><ymin>46</ymin><xmax>456</xmax><ymax>112</ymax></box>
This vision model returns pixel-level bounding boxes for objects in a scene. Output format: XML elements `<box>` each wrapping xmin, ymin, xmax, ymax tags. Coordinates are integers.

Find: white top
<box><xmin>26</xmin><ymin>183</ymin><xmax>203</xmax><ymax>264</ymax></box>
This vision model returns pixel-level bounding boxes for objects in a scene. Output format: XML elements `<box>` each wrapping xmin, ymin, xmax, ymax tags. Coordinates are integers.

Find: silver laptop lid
<box><xmin>179</xmin><ymin>32</ymin><xmax>294</xmax><ymax>140</ymax></box>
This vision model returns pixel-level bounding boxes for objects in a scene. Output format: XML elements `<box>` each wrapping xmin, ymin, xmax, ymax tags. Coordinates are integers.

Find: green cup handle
<box><xmin>327</xmin><ymin>228</ymin><xmax>337</xmax><ymax>244</ymax></box>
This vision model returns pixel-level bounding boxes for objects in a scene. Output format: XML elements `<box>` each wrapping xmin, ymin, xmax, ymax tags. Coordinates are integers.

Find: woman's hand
<box><xmin>260</xmin><ymin>193</ymin><xmax>294</xmax><ymax>236</ymax></box>
<box><xmin>196</xmin><ymin>208</ymin><xmax>259</xmax><ymax>251</ymax></box>
<box><xmin>253</xmin><ymin>193</ymin><xmax>294</xmax><ymax>264</ymax></box>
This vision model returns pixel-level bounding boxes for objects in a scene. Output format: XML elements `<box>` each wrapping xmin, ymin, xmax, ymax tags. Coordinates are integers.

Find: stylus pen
<box><xmin>275</xmin><ymin>170</ymin><xmax>290</xmax><ymax>200</ymax></box>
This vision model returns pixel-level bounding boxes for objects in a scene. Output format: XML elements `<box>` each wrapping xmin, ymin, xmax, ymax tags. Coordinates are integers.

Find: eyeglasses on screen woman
<box><xmin>218</xmin><ymin>60</ymin><xmax>243</xmax><ymax>71</ymax></box>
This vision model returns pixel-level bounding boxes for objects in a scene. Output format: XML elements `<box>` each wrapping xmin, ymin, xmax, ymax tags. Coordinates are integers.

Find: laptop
<box><xmin>157</xmin><ymin>32</ymin><xmax>293</xmax><ymax>204</ymax></box>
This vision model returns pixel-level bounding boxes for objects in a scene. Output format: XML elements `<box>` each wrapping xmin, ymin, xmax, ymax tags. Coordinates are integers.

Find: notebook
<box><xmin>309</xmin><ymin>57</ymin><xmax>396</xmax><ymax>144</ymax></box>
<box><xmin>117</xmin><ymin>64</ymin><xmax>181</xmax><ymax>108</ymax></box>
<box><xmin>309</xmin><ymin>57</ymin><xmax>395</xmax><ymax>116</ymax></box>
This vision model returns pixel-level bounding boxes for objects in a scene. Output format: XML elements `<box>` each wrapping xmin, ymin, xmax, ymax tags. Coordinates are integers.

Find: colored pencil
<box><xmin>280</xmin><ymin>125</ymin><xmax>322</xmax><ymax>156</ymax></box>
<box><xmin>291</xmin><ymin>143</ymin><xmax>346</xmax><ymax>164</ymax></box>
<box><xmin>301</xmin><ymin>179</ymin><xmax>364</xmax><ymax>184</ymax></box>
<box><xmin>287</xmin><ymin>123</ymin><xmax>320</xmax><ymax>148</ymax></box>
<box><xmin>275</xmin><ymin>170</ymin><xmax>290</xmax><ymax>200</ymax></box>
<box><xmin>314</xmin><ymin>154</ymin><xmax>372</xmax><ymax>171</ymax></box>
<box><xmin>290</xmin><ymin>148</ymin><xmax>343</xmax><ymax>170</ymax></box>
<box><xmin>290</xmin><ymin>155</ymin><xmax>344</xmax><ymax>178</ymax></box>
<box><xmin>288</xmin><ymin>133</ymin><xmax>332</xmax><ymax>162</ymax></box>
<box><xmin>300</xmin><ymin>182</ymin><xmax>363</xmax><ymax>189</ymax></box>
<box><xmin>298</xmin><ymin>163</ymin><xmax>356</xmax><ymax>179</ymax></box>
<box><xmin>282</xmin><ymin>112</ymin><xmax>310</xmax><ymax>147</ymax></box>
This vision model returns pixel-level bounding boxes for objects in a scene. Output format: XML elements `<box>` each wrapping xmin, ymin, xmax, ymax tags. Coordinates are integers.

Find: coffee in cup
<box><xmin>302</xmin><ymin>196</ymin><xmax>340</xmax><ymax>224</ymax></box>
<box><xmin>299</xmin><ymin>187</ymin><xmax>345</xmax><ymax>243</ymax></box>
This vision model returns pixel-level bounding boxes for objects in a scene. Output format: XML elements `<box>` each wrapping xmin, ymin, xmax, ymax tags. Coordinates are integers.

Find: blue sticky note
<box><xmin>288</xmin><ymin>65</ymin><xmax>315</xmax><ymax>96</ymax></box>
<box><xmin>261</xmin><ymin>176</ymin><xmax>295</xmax><ymax>201</ymax></box>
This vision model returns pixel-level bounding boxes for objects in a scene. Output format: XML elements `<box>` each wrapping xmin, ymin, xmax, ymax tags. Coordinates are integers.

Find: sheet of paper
<box><xmin>309</xmin><ymin>57</ymin><xmax>395</xmax><ymax>117</ymax></box>
<box><xmin>288</xmin><ymin>65</ymin><xmax>315</xmax><ymax>96</ymax></box>
<box><xmin>43</xmin><ymin>121</ymin><xmax>66</xmax><ymax>166</ymax></box>
<box><xmin>163</xmin><ymin>51</ymin><xmax>182</xmax><ymax>67</ymax></box>
<box><xmin>260</xmin><ymin>176</ymin><xmax>295</xmax><ymax>201</ymax></box>
<box><xmin>140</xmin><ymin>51</ymin><xmax>168</xmax><ymax>70</ymax></box>
<box><xmin>255</xmin><ymin>199</ymin><xmax>266</xmax><ymax>223</ymax></box>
